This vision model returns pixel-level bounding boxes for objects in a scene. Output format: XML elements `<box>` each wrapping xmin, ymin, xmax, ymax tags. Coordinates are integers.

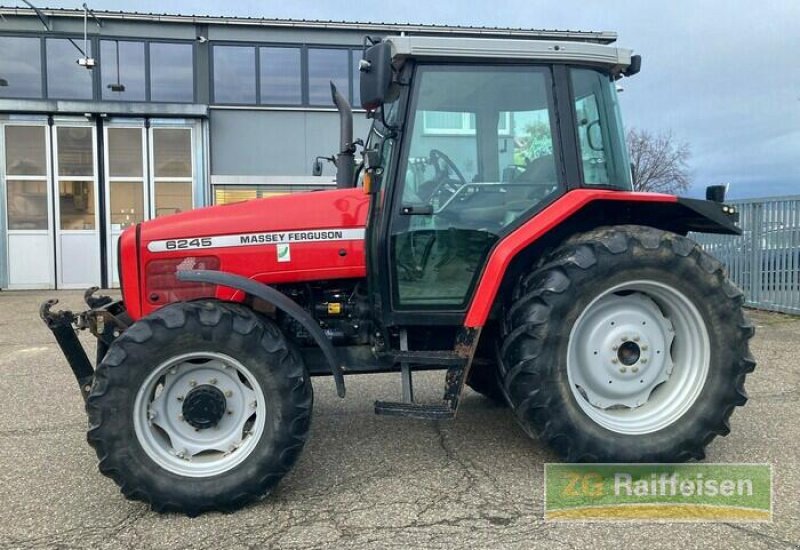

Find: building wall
<box><xmin>210</xmin><ymin>110</ymin><xmax>372</xmax><ymax>178</ymax></box>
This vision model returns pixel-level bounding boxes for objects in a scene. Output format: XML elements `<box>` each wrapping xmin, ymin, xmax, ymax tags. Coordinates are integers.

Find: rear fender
<box><xmin>464</xmin><ymin>190</ymin><xmax>740</xmax><ymax>328</ymax></box>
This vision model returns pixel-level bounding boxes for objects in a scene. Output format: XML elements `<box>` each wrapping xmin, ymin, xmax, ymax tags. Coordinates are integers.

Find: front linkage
<box><xmin>40</xmin><ymin>287</ymin><xmax>131</xmax><ymax>401</ymax></box>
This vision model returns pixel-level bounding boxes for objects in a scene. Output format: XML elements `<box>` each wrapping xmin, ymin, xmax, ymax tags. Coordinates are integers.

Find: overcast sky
<box><xmin>9</xmin><ymin>1</ymin><xmax>799</xmax><ymax>198</ymax></box>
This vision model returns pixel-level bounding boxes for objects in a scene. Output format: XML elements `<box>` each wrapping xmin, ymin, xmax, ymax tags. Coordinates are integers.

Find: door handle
<box><xmin>400</xmin><ymin>205</ymin><xmax>434</xmax><ymax>216</ymax></box>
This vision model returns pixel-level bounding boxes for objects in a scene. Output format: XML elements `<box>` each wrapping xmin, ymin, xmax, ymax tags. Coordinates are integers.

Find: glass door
<box><xmin>53</xmin><ymin>122</ymin><xmax>101</xmax><ymax>289</ymax></box>
<box><xmin>149</xmin><ymin>127</ymin><xmax>194</xmax><ymax>218</ymax></box>
<box><xmin>2</xmin><ymin>123</ymin><xmax>54</xmax><ymax>289</ymax></box>
<box><xmin>104</xmin><ymin>124</ymin><xmax>148</xmax><ymax>287</ymax></box>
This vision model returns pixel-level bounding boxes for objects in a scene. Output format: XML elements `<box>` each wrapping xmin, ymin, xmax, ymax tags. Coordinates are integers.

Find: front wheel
<box><xmin>87</xmin><ymin>300</ymin><xmax>312</xmax><ymax>515</ymax></box>
<box><xmin>501</xmin><ymin>226</ymin><xmax>755</xmax><ymax>462</ymax></box>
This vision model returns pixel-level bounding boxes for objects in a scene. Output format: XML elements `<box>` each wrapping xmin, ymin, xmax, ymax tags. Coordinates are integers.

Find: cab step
<box><xmin>374</xmin><ymin>401</ymin><xmax>454</xmax><ymax>419</ymax></box>
<box><xmin>387</xmin><ymin>350</ymin><xmax>467</xmax><ymax>367</ymax></box>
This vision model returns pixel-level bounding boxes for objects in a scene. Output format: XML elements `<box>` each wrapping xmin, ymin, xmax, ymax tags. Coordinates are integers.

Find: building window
<box><xmin>4</xmin><ymin>125</ymin><xmax>49</xmax><ymax>230</ymax></box>
<box><xmin>259</xmin><ymin>47</ymin><xmax>302</xmax><ymax>105</ymax></box>
<box><xmin>149</xmin><ymin>42</ymin><xmax>194</xmax><ymax>102</ymax></box>
<box><xmin>0</xmin><ymin>36</ymin><xmax>43</xmax><ymax>99</ymax></box>
<box><xmin>213</xmin><ymin>45</ymin><xmax>256</xmax><ymax>104</ymax></box>
<box><xmin>100</xmin><ymin>40</ymin><xmax>145</xmax><ymax>101</ymax></box>
<box><xmin>46</xmin><ymin>38</ymin><xmax>93</xmax><ymax>100</ymax></box>
<box><xmin>352</xmin><ymin>49</ymin><xmax>362</xmax><ymax>108</ymax></box>
<box><xmin>152</xmin><ymin>128</ymin><xmax>193</xmax><ymax>217</ymax></box>
<box><xmin>307</xmin><ymin>48</ymin><xmax>349</xmax><ymax>106</ymax></box>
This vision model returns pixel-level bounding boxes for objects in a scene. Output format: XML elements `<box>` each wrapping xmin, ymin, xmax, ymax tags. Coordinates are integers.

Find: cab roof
<box><xmin>386</xmin><ymin>35</ymin><xmax>634</xmax><ymax>74</ymax></box>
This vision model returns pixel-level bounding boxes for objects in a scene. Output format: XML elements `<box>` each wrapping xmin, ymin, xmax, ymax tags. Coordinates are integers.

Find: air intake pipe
<box><xmin>331</xmin><ymin>82</ymin><xmax>355</xmax><ymax>189</ymax></box>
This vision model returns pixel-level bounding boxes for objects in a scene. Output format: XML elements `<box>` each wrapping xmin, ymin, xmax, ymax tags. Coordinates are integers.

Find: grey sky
<box><xmin>7</xmin><ymin>1</ymin><xmax>799</xmax><ymax>198</ymax></box>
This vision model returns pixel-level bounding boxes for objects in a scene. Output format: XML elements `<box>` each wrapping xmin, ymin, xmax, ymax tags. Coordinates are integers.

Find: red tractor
<box><xmin>42</xmin><ymin>34</ymin><xmax>754</xmax><ymax>515</ymax></box>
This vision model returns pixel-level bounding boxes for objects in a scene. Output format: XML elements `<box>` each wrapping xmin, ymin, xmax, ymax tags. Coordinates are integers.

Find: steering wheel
<box><xmin>425</xmin><ymin>149</ymin><xmax>467</xmax><ymax>204</ymax></box>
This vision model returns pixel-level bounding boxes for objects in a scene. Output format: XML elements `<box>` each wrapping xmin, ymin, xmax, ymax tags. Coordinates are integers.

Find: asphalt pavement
<box><xmin>0</xmin><ymin>290</ymin><xmax>797</xmax><ymax>549</ymax></box>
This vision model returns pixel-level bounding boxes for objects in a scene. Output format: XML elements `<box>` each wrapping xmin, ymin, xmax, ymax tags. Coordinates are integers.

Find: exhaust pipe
<box><xmin>330</xmin><ymin>82</ymin><xmax>355</xmax><ymax>189</ymax></box>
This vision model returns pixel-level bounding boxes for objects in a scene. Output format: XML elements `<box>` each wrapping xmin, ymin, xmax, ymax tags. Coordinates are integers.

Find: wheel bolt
<box><xmin>250</xmin><ymin>401</ymin><xmax>257</xmax><ymax>409</ymax></box>
<box><xmin>176</xmin><ymin>395</ymin><xmax>184</xmax><ymax>401</ymax></box>
<box><xmin>209</xmin><ymin>378</ymin><xmax>218</xmax><ymax>385</ymax></box>
<box><xmin>641</xmin><ymin>345</ymin><xmax>648</xmax><ymax>351</ymax></box>
<box><xmin>178</xmin><ymin>414</ymin><xmax>184</xmax><ymax>421</ymax></box>
<box><xmin>224</xmin><ymin>390</ymin><xmax>233</xmax><ymax>398</ymax></box>
<box><xmin>634</xmin><ymin>336</ymin><xmax>640</xmax><ymax>342</ymax></box>
<box><xmin>189</xmin><ymin>380</ymin><xmax>197</xmax><ymax>387</ymax></box>
<box><xmin>641</xmin><ymin>358</ymin><xmax>648</xmax><ymax>364</ymax></box>
<box><xmin>619</xmin><ymin>367</ymin><xmax>627</xmax><ymax>373</ymax></box>
<box><xmin>632</xmin><ymin>366</ymin><xmax>639</xmax><ymax>373</ymax></box>
<box><xmin>612</xmin><ymin>345</ymin><xmax>619</xmax><ymax>351</ymax></box>
<box><xmin>621</xmin><ymin>336</ymin><xmax>628</xmax><ymax>342</ymax></box>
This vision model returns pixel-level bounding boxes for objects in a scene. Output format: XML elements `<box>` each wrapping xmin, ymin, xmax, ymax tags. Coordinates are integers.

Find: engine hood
<box><xmin>123</xmin><ymin>188</ymin><xmax>370</xmax><ymax>319</ymax></box>
<box><xmin>141</xmin><ymin>188</ymin><xmax>370</xmax><ymax>241</ymax></box>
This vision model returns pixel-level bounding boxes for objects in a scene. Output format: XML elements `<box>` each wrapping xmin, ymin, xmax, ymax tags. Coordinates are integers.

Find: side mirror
<box><xmin>312</xmin><ymin>158</ymin><xmax>323</xmax><ymax>177</ymax></box>
<box><xmin>360</xmin><ymin>42</ymin><xmax>393</xmax><ymax>111</ymax></box>
<box><xmin>706</xmin><ymin>184</ymin><xmax>727</xmax><ymax>203</ymax></box>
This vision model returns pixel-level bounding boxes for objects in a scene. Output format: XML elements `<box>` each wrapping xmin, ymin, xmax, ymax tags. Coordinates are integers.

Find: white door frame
<box><xmin>52</xmin><ymin>118</ymin><xmax>101</xmax><ymax>289</ymax></box>
<box><xmin>148</xmin><ymin>121</ymin><xmax>197</xmax><ymax>219</ymax></box>
<box><xmin>103</xmin><ymin>120</ymin><xmax>149</xmax><ymax>287</ymax></box>
<box><xmin>1</xmin><ymin>120</ymin><xmax>55</xmax><ymax>290</ymax></box>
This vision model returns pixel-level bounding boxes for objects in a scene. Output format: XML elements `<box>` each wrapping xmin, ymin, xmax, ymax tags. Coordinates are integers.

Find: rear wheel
<box><xmin>87</xmin><ymin>300</ymin><xmax>312</xmax><ymax>515</ymax></box>
<box><xmin>501</xmin><ymin>225</ymin><xmax>755</xmax><ymax>462</ymax></box>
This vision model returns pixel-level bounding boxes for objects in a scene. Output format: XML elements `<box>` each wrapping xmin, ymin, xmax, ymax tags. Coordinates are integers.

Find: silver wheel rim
<box><xmin>133</xmin><ymin>352</ymin><xmax>267</xmax><ymax>477</ymax></box>
<box><xmin>567</xmin><ymin>280</ymin><xmax>710</xmax><ymax>435</ymax></box>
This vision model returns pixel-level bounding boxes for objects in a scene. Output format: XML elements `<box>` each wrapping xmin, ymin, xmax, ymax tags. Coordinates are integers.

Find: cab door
<box><xmin>386</xmin><ymin>64</ymin><xmax>563</xmax><ymax>320</ymax></box>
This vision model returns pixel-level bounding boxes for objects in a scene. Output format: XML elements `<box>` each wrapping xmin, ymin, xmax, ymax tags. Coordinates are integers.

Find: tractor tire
<box><xmin>500</xmin><ymin>225</ymin><xmax>755</xmax><ymax>462</ymax></box>
<box><xmin>87</xmin><ymin>300</ymin><xmax>312</xmax><ymax>515</ymax></box>
<box><xmin>466</xmin><ymin>359</ymin><xmax>507</xmax><ymax>404</ymax></box>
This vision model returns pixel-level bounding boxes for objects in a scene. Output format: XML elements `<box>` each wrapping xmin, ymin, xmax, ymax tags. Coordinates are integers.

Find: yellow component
<box><xmin>327</xmin><ymin>302</ymin><xmax>342</xmax><ymax>315</ymax></box>
<box><xmin>363</xmin><ymin>172</ymin><xmax>372</xmax><ymax>194</ymax></box>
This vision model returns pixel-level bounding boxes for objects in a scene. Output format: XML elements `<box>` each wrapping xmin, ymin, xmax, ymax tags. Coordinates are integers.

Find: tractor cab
<box><xmin>355</xmin><ymin>36</ymin><xmax>639</xmax><ymax>329</ymax></box>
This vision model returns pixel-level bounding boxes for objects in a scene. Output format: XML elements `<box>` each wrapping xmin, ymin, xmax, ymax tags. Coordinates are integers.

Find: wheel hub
<box><xmin>182</xmin><ymin>384</ymin><xmax>227</xmax><ymax>430</ymax></box>
<box><xmin>569</xmin><ymin>292</ymin><xmax>675</xmax><ymax>409</ymax></box>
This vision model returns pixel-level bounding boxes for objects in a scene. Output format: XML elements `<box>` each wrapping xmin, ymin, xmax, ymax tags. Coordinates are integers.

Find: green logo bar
<box><xmin>545</xmin><ymin>464</ymin><xmax>772</xmax><ymax>521</ymax></box>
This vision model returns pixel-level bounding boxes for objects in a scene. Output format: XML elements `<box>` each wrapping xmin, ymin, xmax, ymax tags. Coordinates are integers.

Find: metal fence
<box><xmin>691</xmin><ymin>196</ymin><xmax>800</xmax><ymax>315</ymax></box>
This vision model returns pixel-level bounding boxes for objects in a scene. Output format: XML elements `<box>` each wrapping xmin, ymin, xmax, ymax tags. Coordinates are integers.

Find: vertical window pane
<box><xmin>152</xmin><ymin>129</ymin><xmax>192</xmax><ymax>177</ymax></box>
<box><xmin>57</xmin><ymin>127</ymin><xmax>94</xmax><ymax>177</ymax></box>
<box><xmin>46</xmin><ymin>38</ymin><xmax>93</xmax><ymax>99</ymax></box>
<box><xmin>58</xmin><ymin>180</ymin><xmax>95</xmax><ymax>230</ymax></box>
<box><xmin>0</xmin><ymin>36</ymin><xmax>42</xmax><ymax>98</ymax></box>
<box><xmin>101</xmin><ymin>40</ymin><xmax>145</xmax><ymax>101</ymax></box>
<box><xmin>149</xmin><ymin>43</ymin><xmax>194</xmax><ymax>102</ymax></box>
<box><xmin>5</xmin><ymin>126</ymin><xmax>47</xmax><ymax>176</ymax></box>
<box><xmin>308</xmin><ymin>48</ymin><xmax>348</xmax><ymax>106</ymax></box>
<box><xmin>107</xmin><ymin>128</ymin><xmax>143</xmax><ymax>177</ymax></box>
<box><xmin>213</xmin><ymin>46</ymin><xmax>256</xmax><ymax>104</ymax></box>
<box><xmin>155</xmin><ymin>182</ymin><xmax>192</xmax><ymax>217</ymax></box>
<box><xmin>571</xmin><ymin>68</ymin><xmax>632</xmax><ymax>189</ymax></box>
<box><xmin>109</xmin><ymin>181</ymin><xmax>144</xmax><ymax>229</ymax></box>
<box><xmin>352</xmin><ymin>50</ymin><xmax>361</xmax><ymax>107</ymax></box>
<box><xmin>6</xmin><ymin>180</ymin><xmax>47</xmax><ymax>230</ymax></box>
<box><xmin>259</xmin><ymin>47</ymin><xmax>301</xmax><ymax>104</ymax></box>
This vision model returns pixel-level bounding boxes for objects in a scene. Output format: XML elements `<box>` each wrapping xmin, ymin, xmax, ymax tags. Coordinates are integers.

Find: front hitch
<box><xmin>40</xmin><ymin>288</ymin><xmax>131</xmax><ymax>402</ymax></box>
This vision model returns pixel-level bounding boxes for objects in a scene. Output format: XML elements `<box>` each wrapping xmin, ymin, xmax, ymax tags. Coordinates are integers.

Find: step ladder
<box><xmin>374</xmin><ymin>329</ymin><xmax>470</xmax><ymax>420</ymax></box>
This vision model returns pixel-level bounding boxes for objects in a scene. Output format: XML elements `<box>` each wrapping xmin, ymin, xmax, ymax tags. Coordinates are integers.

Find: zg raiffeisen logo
<box><xmin>544</xmin><ymin>464</ymin><xmax>772</xmax><ymax>521</ymax></box>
